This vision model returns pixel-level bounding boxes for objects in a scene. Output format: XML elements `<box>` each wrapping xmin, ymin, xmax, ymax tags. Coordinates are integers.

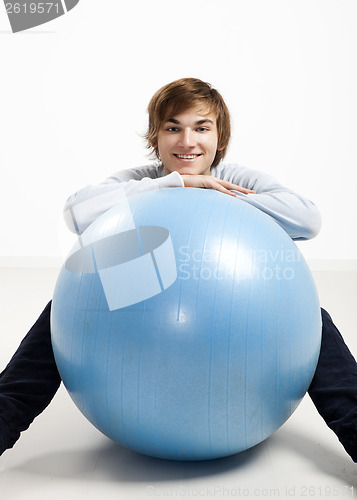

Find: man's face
<box><xmin>155</xmin><ymin>105</ymin><xmax>221</xmax><ymax>176</ymax></box>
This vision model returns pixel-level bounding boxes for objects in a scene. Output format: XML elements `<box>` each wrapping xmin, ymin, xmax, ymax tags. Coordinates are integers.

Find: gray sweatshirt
<box><xmin>63</xmin><ymin>163</ymin><xmax>322</xmax><ymax>241</ymax></box>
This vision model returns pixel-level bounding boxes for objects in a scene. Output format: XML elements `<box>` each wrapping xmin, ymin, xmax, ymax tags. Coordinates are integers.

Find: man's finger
<box><xmin>216</xmin><ymin>179</ymin><xmax>255</xmax><ymax>194</ymax></box>
<box><xmin>212</xmin><ymin>182</ymin><xmax>237</xmax><ymax>197</ymax></box>
<box><xmin>235</xmin><ymin>186</ymin><xmax>256</xmax><ymax>194</ymax></box>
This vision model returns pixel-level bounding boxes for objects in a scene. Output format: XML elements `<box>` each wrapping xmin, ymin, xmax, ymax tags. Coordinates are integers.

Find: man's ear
<box><xmin>217</xmin><ymin>145</ymin><xmax>226</xmax><ymax>152</ymax></box>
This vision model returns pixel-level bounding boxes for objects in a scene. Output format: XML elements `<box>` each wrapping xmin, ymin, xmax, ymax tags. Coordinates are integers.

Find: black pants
<box><xmin>309</xmin><ymin>308</ymin><xmax>357</xmax><ymax>461</ymax></box>
<box><xmin>0</xmin><ymin>302</ymin><xmax>61</xmax><ymax>454</ymax></box>
<box><xmin>1</xmin><ymin>303</ymin><xmax>356</xmax><ymax>460</ymax></box>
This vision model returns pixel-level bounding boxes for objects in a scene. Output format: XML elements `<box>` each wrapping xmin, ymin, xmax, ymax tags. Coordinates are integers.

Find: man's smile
<box><xmin>173</xmin><ymin>154</ymin><xmax>202</xmax><ymax>160</ymax></box>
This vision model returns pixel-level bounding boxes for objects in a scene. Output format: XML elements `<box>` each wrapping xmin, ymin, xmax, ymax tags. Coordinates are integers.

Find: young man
<box><xmin>1</xmin><ymin>78</ymin><xmax>357</xmax><ymax>462</ymax></box>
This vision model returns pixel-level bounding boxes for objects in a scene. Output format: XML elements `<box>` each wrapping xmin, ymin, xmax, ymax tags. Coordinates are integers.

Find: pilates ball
<box><xmin>51</xmin><ymin>188</ymin><xmax>321</xmax><ymax>461</ymax></box>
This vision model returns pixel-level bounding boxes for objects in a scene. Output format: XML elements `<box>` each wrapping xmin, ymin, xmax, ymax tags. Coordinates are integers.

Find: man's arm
<box><xmin>63</xmin><ymin>168</ymin><xmax>183</xmax><ymax>234</ymax></box>
<box><xmin>213</xmin><ymin>164</ymin><xmax>322</xmax><ymax>240</ymax></box>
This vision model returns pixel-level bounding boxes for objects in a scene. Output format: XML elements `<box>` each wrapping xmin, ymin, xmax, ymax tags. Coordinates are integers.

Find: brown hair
<box><xmin>145</xmin><ymin>78</ymin><xmax>231</xmax><ymax>168</ymax></box>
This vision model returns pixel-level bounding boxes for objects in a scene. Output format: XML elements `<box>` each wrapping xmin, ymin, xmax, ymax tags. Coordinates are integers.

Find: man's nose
<box><xmin>179</xmin><ymin>129</ymin><xmax>196</xmax><ymax>148</ymax></box>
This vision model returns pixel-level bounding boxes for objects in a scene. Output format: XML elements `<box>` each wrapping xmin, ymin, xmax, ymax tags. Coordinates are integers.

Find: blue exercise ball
<box><xmin>51</xmin><ymin>188</ymin><xmax>321</xmax><ymax>461</ymax></box>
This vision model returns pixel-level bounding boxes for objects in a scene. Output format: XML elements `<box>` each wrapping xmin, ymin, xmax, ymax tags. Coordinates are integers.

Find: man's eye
<box><xmin>167</xmin><ymin>127</ymin><xmax>179</xmax><ymax>132</ymax></box>
<box><xmin>197</xmin><ymin>127</ymin><xmax>208</xmax><ymax>132</ymax></box>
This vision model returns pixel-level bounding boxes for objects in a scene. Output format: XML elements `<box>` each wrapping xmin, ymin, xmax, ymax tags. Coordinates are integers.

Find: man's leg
<box><xmin>0</xmin><ymin>301</ymin><xmax>61</xmax><ymax>455</ymax></box>
<box><xmin>308</xmin><ymin>308</ymin><xmax>357</xmax><ymax>461</ymax></box>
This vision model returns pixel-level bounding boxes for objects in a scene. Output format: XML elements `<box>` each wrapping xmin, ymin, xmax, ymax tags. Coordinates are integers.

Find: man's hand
<box><xmin>180</xmin><ymin>175</ymin><xmax>256</xmax><ymax>197</ymax></box>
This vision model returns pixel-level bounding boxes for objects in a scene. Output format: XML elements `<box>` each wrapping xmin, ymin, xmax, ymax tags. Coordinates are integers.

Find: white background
<box><xmin>0</xmin><ymin>0</ymin><xmax>356</xmax><ymax>263</ymax></box>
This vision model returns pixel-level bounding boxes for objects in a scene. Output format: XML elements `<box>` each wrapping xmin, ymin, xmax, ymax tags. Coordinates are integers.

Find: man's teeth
<box><xmin>175</xmin><ymin>154</ymin><xmax>200</xmax><ymax>159</ymax></box>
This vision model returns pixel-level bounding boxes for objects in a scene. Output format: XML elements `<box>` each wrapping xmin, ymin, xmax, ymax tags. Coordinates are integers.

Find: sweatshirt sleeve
<box><xmin>218</xmin><ymin>164</ymin><xmax>322</xmax><ymax>241</ymax></box>
<box><xmin>63</xmin><ymin>169</ymin><xmax>184</xmax><ymax>235</ymax></box>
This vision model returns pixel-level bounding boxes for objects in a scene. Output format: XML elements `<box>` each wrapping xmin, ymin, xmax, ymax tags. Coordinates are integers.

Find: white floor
<box><xmin>0</xmin><ymin>266</ymin><xmax>356</xmax><ymax>499</ymax></box>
